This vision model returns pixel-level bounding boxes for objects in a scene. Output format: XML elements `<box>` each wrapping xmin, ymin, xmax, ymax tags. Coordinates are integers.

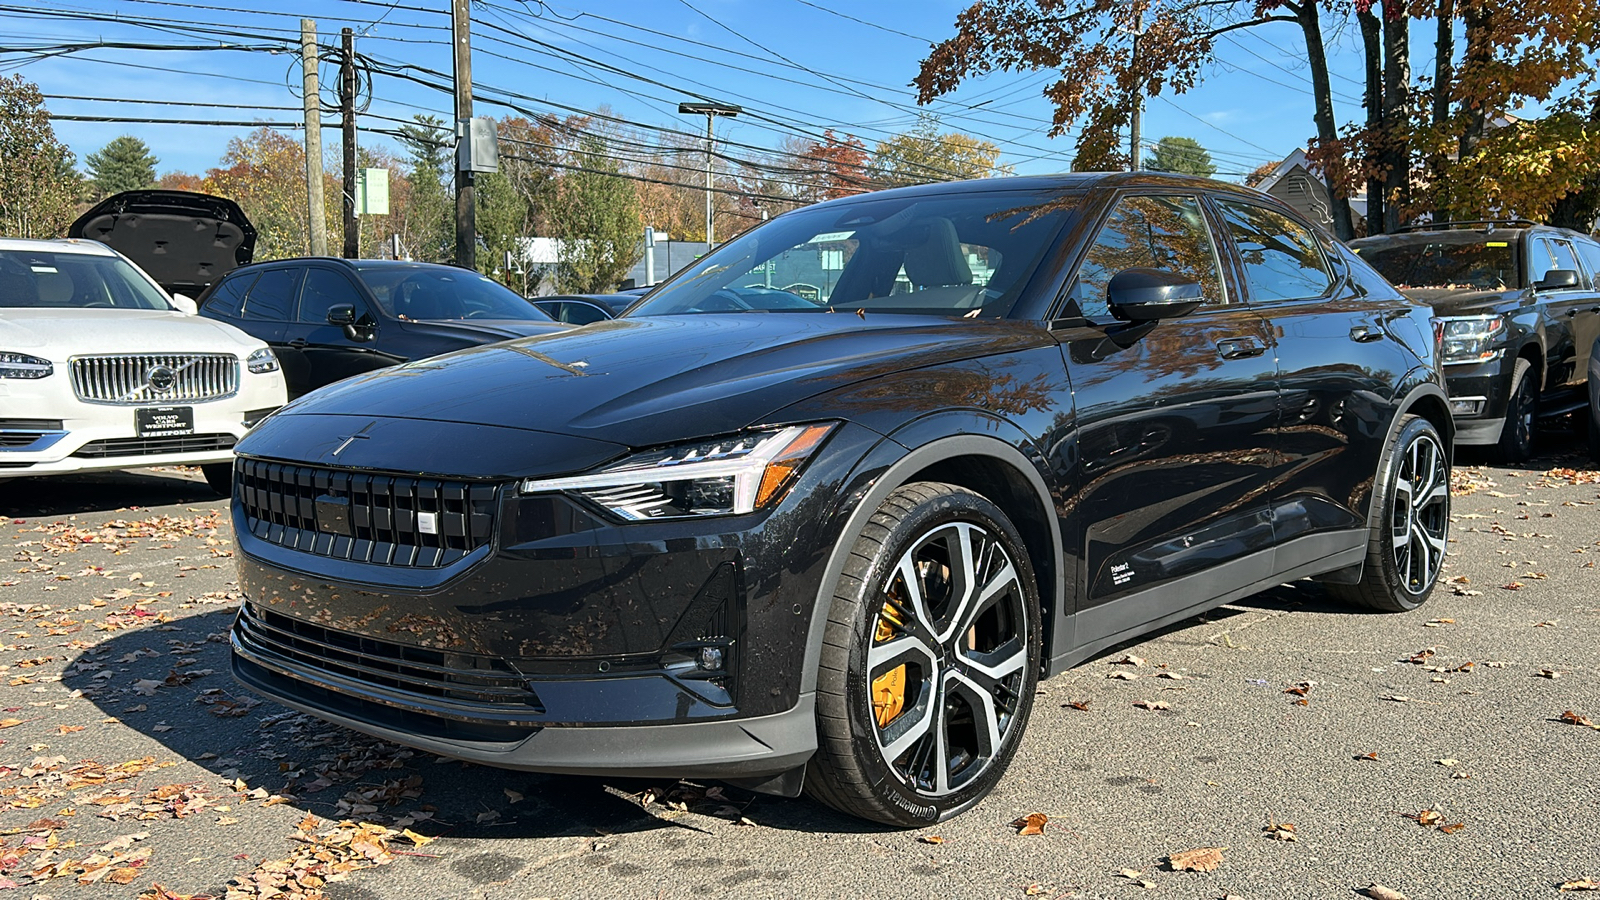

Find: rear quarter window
<box><xmin>202</xmin><ymin>272</ymin><xmax>256</xmax><ymax>318</ymax></box>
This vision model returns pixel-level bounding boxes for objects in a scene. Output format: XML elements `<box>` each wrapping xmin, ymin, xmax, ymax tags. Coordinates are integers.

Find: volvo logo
<box><xmin>146</xmin><ymin>365</ymin><xmax>177</xmax><ymax>393</ymax></box>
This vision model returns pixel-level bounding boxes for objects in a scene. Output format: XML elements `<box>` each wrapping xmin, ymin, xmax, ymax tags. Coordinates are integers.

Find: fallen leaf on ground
<box><xmin>918</xmin><ymin>835</ymin><xmax>945</xmax><ymax>844</ymax></box>
<box><xmin>1133</xmin><ymin>700</ymin><xmax>1171</xmax><ymax>711</ymax></box>
<box><xmin>1265</xmin><ymin>821</ymin><xmax>1298</xmax><ymax>841</ymax></box>
<box><xmin>1010</xmin><ymin>813</ymin><xmax>1048</xmax><ymax>835</ymax></box>
<box><xmin>1107</xmin><ymin>671</ymin><xmax>1140</xmax><ymax>681</ymax></box>
<box><xmin>1558</xmin><ymin>878</ymin><xmax>1600</xmax><ymax>891</ymax></box>
<box><xmin>1560</xmin><ymin>710</ymin><xmax>1600</xmax><ymax>730</ymax></box>
<box><xmin>1065</xmin><ymin>700</ymin><xmax>1091</xmax><ymax>710</ymax></box>
<box><xmin>1360</xmin><ymin>885</ymin><xmax>1407</xmax><ymax>900</ymax></box>
<box><xmin>1167</xmin><ymin>846</ymin><xmax>1226</xmax><ymax>872</ymax></box>
<box><xmin>1439</xmin><ymin>822</ymin><xmax>1466</xmax><ymax>834</ymax></box>
<box><xmin>1113</xmin><ymin>654</ymin><xmax>1146</xmax><ymax>667</ymax></box>
<box><xmin>1356</xmin><ymin>751</ymin><xmax>1380</xmax><ymax>761</ymax></box>
<box><xmin>1401</xmin><ymin>808</ymin><xmax>1444</xmax><ymax>827</ymax></box>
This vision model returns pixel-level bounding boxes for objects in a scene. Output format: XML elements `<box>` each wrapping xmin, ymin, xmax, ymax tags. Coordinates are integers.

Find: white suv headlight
<box><xmin>521</xmin><ymin>423</ymin><xmax>836</xmax><ymax>520</ymax></box>
<box><xmin>0</xmin><ymin>352</ymin><xmax>53</xmax><ymax>379</ymax></box>
<box><xmin>246</xmin><ymin>347</ymin><xmax>280</xmax><ymax>374</ymax></box>
<box><xmin>1438</xmin><ymin>316</ymin><xmax>1504</xmax><ymax>365</ymax></box>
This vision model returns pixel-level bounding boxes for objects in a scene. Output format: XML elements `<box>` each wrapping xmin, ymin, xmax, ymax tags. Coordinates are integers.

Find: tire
<box><xmin>806</xmin><ymin>483</ymin><xmax>1041</xmax><ymax>826</ymax></box>
<box><xmin>1332</xmin><ymin>415</ymin><xmax>1450</xmax><ymax>612</ymax></box>
<box><xmin>1588</xmin><ymin>380</ymin><xmax>1600</xmax><ymax>463</ymax></box>
<box><xmin>1492</xmin><ymin>358</ymin><xmax>1537</xmax><ymax>463</ymax></box>
<box><xmin>201</xmin><ymin>462</ymin><xmax>235</xmax><ymax>498</ymax></box>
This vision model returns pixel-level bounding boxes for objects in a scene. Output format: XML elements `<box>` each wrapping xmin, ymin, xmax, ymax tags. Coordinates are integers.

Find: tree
<box><xmin>0</xmin><ymin>75</ymin><xmax>80</xmax><ymax>238</ymax></box>
<box><xmin>394</xmin><ymin>115</ymin><xmax>453</xmax><ymax>263</ymax></box>
<box><xmin>547</xmin><ymin>134</ymin><xmax>642</xmax><ymax>293</ymax></box>
<box><xmin>1146</xmin><ymin>136</ymin><xmax>1216</xmax><ymax>177</ymax></box>
<box><xmin>86</xmin><ymin>135</ymin><xmax>158</xmax><ymax>197</ymax></box>
<box><xmin>789</xmin><ymin>129</ymin><xmax>874</xmax><ymax>201</ymax></box>
<box><xmin>202</xmin><ymin>127</ymin><xmax>336</xmax><ymax>260</ymax></box>
<box><xmin>872</xmin><ymin>115</ymin><xmax>1011</xmax><ymax>187</ymax></box>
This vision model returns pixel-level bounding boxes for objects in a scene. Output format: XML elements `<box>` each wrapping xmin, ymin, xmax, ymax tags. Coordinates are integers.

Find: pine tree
<box><xmin>1146</xmin><ymin>137</ymin><xmax>1217</xmax><ymax>178</ymax></box>
<box><xmin>86</xmin><ymin>135</ymin><xmax>159</xmax><ymax>197</ymax></box>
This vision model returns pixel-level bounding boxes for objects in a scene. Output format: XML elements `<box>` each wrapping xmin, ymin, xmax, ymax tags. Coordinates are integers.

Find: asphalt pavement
<box><xmin>0</xmin><ymin>436</ymin><xmax>1595</xmax><ymax>900</ymax></box>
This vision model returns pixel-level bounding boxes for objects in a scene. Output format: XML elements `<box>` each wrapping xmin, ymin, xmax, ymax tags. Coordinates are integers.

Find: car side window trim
<box><xmin>1055</xmin><ymin>190</ymin><xmax>1231</xmax><ymax>321</ymax></box>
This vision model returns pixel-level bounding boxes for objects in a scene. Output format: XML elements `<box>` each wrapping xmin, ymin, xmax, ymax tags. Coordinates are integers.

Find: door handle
<box><xmin>288</xmin><ymin>339</ymin><xmax>308</xmax><ymax>349</ymax></box>
<box><xmin>1216</xmin><ymin>337</ymin><xmax>1265</xmax><ymax>360</ymax></box>
<box><xmin>1349</xmin><ymin>324</ymin><xmax>1385</xmax><ymax>342</ymax></box>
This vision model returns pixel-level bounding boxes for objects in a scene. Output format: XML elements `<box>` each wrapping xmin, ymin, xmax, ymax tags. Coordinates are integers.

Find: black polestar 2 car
<box><xmin>228</xmin><ymin>173</ymin><xmax>1452</xmax><ymax>826</ymax></box>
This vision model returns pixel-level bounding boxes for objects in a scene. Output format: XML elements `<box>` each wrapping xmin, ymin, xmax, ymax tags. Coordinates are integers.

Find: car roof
<box><xmin>0</xmin><ymin>237</ymin><xmax>120</xmax><ymax>257</ymax></box>
<box><xmin>221</xmin><ymin>257</ymin><xmax>484</xmax><ymax>276</ymax></box>
<box><xmin>808</xmin><ymin>171</ymin><xmax>1271</xmax><ymax>204</ymax></box>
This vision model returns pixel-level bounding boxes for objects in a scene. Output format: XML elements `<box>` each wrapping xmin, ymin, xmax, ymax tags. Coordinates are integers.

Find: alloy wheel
<box><xmin>867</xmin><ymin>521</ymin><xmax>1029</xmax><ymax>797</ymax></box>
<box><xmin>1389</xmin><ymin>430</ymin><xmax>1449</xmax><ymax>593</ymax></box>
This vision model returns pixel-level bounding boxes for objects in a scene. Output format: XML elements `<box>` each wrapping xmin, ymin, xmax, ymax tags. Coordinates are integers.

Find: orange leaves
<box><xmin>1400</xmin><ymin>807</ymin><xmax>1464</xmax><ymax>834</ymax></box>
<box><xmin>1264</xmin><ymin>821</ymin><xmax>1298</xmax><ymax>842</ymax></box>
<box><xmin>1559</xmin><ymin>710</ymin><xmax>1600</xmax><ymax>730</ymax></box>
<box><xmin>1166</xmin><ymin>846</ymin><xmax>1226</xmax><ymax>872</ymax></box>
<box><xmin>1010</xmin><ymin>813</ymin><xmax>1049</xmax><ymax>835</ymax></box>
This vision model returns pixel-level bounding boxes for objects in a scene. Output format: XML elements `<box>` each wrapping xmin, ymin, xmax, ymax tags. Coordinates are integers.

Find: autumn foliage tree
<box><xmin>0</xmin><ymin>75</ymin><xmax>80</xmax><ymax>238</ymax></box>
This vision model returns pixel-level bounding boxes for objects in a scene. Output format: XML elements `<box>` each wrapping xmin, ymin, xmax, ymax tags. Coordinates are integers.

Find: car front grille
<box><xmin>234</xmin><ymin>601</ymin><xmax>544</xmax><ymax>721</ymax></box>
<box><xmin>73</xmin><ymin>434</ymin><xmax>236</xmax><ymax>458</ymax></box>
<box><xmin>0</xmin><ymin>419</ymin><xmax>63</xmax><ymax>448</ymax></box>
<box><xmin>70</xmin><ymin>354</ymin><xmax>240</xmax><ymax>405</ymax></box>
<box><xmin>236</xmin><ymin>459</ymin><xmax>496</xmax><ymax>568</ymax></box>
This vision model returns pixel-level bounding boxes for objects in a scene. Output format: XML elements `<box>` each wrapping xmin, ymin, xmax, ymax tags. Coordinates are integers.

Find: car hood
<box><xmin>67</xmin><ymin>190</ymin><xmax>256</xmax><ymax>297</ymax></box>
<box><xmin>1398</xmin><ymin>286</ymin><xmax>1524</xmax><ymax>315</ymax></box>
<box><xmin>0</xmin><ymin>308</ymin><xmax>265</xmax><ymax>359</ymax></box>
<box><xmin>401</xmin><ymin>318</ymin><xmax>570</xmax><ymax>343</ymax></box>
<box><xmin>275</xmin><ymin>314</ymin><xmax>1054</xmax><ymax>449</ymax></box>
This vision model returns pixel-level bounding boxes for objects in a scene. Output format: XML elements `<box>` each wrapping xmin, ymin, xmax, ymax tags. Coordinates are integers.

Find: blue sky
<box><xmin>3</xmin><ymin>0</ymin><xmax>1411</xmax><ymax>182</ymax></box>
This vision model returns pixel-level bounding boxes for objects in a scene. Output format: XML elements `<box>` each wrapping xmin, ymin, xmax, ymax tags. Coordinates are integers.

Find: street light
<box><xmin>679</xmin><ymin>101</ymin><xmax>741</xmax><ymax>247</ymax></box>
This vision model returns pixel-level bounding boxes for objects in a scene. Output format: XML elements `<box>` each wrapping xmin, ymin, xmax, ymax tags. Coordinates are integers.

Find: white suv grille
<box><xmin>69</xmin><ymin>354</ymin><xmax>240</xmax><ymax>405</ymax></box>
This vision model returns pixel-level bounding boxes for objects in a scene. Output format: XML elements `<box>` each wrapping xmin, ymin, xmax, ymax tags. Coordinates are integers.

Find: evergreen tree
<box><xmin>1146</xmin><ymin>136</ymin><xmax>1217</xmax><ymax>178</ymax></box>
<box><xmin>395</xmin><ymin>115</ymin><xmax>453</xmax><ymax>262</ymax></box>
<box><xmin>86</xmin><ymin>135</ymin><xmax>159</xmax><ymax>197</ymax></box>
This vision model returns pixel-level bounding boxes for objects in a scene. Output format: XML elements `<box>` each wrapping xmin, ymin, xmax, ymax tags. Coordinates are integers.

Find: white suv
<box><xmin>1</xmin><ymin>237</ymin><xmax>287</xmax><ymax>492</ymax></box>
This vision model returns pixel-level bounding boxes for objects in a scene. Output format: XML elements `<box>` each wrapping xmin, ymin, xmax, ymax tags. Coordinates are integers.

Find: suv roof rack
<box><xmin>1397</xmin><ymin>219</ymin><xmax>1538</xmax><ymax>233</ymax></box>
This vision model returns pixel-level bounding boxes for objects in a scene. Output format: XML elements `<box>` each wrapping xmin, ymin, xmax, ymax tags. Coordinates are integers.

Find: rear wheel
<box><xmin>1332</xmin><ymin>415</ymin><xmax>1449</xmax><ymax>612</ymax></box>
<box><xmin>1588</xmin><ymin>379</ymin><xmax>1600</xmax><ymax>463</ymax></box>
<box><xmin>806</xmin><ymin>483</ymin><xmax>1040</xmax><ymax>826</ymax></box>
<box><xmin>1493</xmin><ymin>358</ymin><xmax>1537</xmax><ymax>463</ymax></box>
<box><xmin>201</xmin><ymin>463</ymin><xmax>234</xmax><ymax>498</ymax></box>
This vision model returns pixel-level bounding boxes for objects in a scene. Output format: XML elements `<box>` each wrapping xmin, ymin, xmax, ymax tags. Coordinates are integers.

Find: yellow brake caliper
<box><xmin>871</xmin><ymin>600</ymin><xmax>908</xmax><ymax>728</ymax></box>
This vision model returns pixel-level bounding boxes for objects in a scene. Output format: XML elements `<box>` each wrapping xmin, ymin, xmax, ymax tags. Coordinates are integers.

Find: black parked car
<box><xmin>196</xmin><ymin>259</ymin><xmax>569</xmax><ymax>398</ymax></box>
<box><xmin>1351</xmin><ymin>222</ymin><xmax>1600</xmax><ymax>461</ymax></box>
<box><xmin>228</xmin><ymin>174</ymin><xmax>1451</xmax><ymax>826</ymax></box>
<box><xmin>529</xmin><ymin>293</ymin><xmax>633</xmax><ymax>325</ymax></box>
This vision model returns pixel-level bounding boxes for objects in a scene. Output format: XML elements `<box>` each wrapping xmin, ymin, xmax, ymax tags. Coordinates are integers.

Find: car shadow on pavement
<box><xmin>59</xmin><ymin>607</ymin><xmax>891</xmax><ymax>843</ymax></box>
<box><xmin>1</xmin><ymin>468</ymin><xmax>220</xmax><ymax>517</ymax></box>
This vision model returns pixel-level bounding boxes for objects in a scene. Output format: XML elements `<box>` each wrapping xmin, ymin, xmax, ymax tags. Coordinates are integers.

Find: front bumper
<box><xmin>0</xmin><ymin>366</ymin><xmax>286</xmax><ymax>475</ymax></box>
<box><xmin>227</xmin><ymin>421</ymin><xmax>884</xmax><ymax>780</ymax></box>
<box><xmin>1443</xmin><ymin>356</ymin><xmax>1514</xmax><ymax>446</ymax></box>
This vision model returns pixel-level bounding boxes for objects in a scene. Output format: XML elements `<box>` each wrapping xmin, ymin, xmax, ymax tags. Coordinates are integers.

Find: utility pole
<box><xmin>678</xmin><ymin>101</ymin><xmax>740</xmax><ymax>247</ymax></box>
<box><xmin>1127</xmin><ymin>6</ymin><xmax>1146</xmax><ymax>171</ymax></box>
<box><xmin>300</xmin><ymin>19</ymin><xmax>327</xmax><ymax>257</ymax></box>
<box><xmin>340</xmin><ymin>28</ymin><xmax>359</xmax><ymax>258</ymax></box>
<box><xmin>452</xmin><ymin>0</ymin><xmax>475</xmax><ymax>269</ymax></box>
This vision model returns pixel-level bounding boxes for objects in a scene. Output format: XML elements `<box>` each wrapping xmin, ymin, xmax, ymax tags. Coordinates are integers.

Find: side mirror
<box><xmin>327</xmin><ymin>304</ymin><xmax>356</xmax><ymax>325</ymax></box>
<box><xmin>1535</xmin><ymin>269</ymin><xmax>1580</xmax><ymax>291</ymax></box>
<box><xmin>170</xmin><ymin>294</ymin><xmax>198</xmax><ymax>315</ymax></box>
<box><xmin>1107</xmin><ymin>268</ymin><xmax>1204</xmax><ymax>322</ymax></box>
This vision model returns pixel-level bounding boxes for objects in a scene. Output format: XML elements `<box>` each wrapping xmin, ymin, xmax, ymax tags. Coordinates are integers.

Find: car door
<box><xmin>1209</xmin><ymin>196</ymin><xmax>1412</xmax><ymax>563</ymax></box>
<box><xmin>236</xmin><ymin>266</ymin><xmax>303</xmax><ymax>393</ymax></box>
<box><xmin>1528</xmin><ymin>235</ymin><xmax>1590</xmax><ymax>393</ymax></box>
<box><xmin>288</xmin><ymin>266</ymin><xmax>403</xmax><ymax>394</ymax></box>
<box><xmin>1569</xmin><ymin>237</ymin><xmax>1600</xmax><ymax>391</ymax></box>
<box><xmin>1052</xmin><ymin>191</ymin><xmax>1279</xmax><ymax>641</ymax></box>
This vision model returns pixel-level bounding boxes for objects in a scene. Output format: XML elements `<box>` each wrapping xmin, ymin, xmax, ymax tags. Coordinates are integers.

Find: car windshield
<box><xmin>1355</xmin><ymin>238</ymin><xmax>1520</xmax><ymax>290</ymax></box>
<box><xmin>0</xmin><ymin>249</ymin><xmax>172</xmax><ymax>310</ymax></box>
<box><xmin>628</xmin><ymin>190</ymin><xmax>1080</xmax><ymax>318</ymax></box>
<box><xmin>353</xmin><ymin>265</ymin><xmax>553</xmax><ymax>322</ymax></box>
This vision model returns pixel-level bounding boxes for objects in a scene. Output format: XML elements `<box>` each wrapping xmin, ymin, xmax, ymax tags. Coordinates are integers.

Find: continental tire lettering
<box><xmin>888</xmin><ymin>790</ymin><xmax>937</xmax><ymax>820</ymax></box>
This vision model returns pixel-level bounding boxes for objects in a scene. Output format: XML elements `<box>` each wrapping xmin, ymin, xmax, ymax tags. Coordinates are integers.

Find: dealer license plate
<box><xmin>135</xmin><ymin>406</ymin><xmax>194</xmax><ymax>437</ymax></box>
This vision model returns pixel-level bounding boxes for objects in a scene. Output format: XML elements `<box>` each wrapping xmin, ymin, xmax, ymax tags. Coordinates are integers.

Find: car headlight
<box><xmin>0</xmin><ymin>352</ymin><xmax>53</xmax><ymax>379</ymax></box>
<box><xmin>246</xmin><ymin>347</ymin><xmax>280</xmax><ymax>374</ymax></box>
<box><xmin>520</xmin><ymin>423</ymin><xmax>836</xmax><ymax>520</ymax></box>
<box><xmin>1438</xmin><ymin>316</ymin><xmax>1504</xmax><ymax>365</ymax></box>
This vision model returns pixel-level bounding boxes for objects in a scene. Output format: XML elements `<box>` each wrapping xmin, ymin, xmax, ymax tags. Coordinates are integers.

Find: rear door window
<box><xmin>242</xmin><ymin>268</ymin><xmax>302</xmax><ymax>321</ymax></box>
<box><xmin>1068</xmin><ymin>194</ymin><xmax>1227</xmax><ymax>317</ymax></box>
<box><xmin>1573</xmin><ymin>238</ymin><xmax>1600</xmax><ymax>289</ymax></box>
<box><xmin>202</xmin><ymin>272</ymin><xmax>256</xmax><ymax>318</ymax></box>
<box><xmin>1214</xmin><ymin>200</ymin><xmax>1333</xmax><ymax>302</ymax></box>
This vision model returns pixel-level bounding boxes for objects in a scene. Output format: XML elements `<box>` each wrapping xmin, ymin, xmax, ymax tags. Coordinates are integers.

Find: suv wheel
<box><xmin>1332</xmin><ymin>415</ymin><xmax>1449</xmax><ymax>612</ymax></box>
<box><xmin>806</xmin><ymin>483</ymin><xmax>1040</xmax><ymax>826</ymax></box>
<box><xmin>1493</xmin><ymin>359</ymin><xmax>1537</xmax><ymax>463</ymax></box>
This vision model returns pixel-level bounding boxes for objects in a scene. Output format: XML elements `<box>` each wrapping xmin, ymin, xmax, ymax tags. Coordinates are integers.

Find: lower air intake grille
<box><xmin>73</xmin><ymin>434</ymin><xmax>235</xmax><ymax>457</ymax></box>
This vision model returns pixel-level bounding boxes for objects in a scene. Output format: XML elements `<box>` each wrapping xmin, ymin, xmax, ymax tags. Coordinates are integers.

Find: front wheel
<box><xmin>1331</xmin><ymin>415</ymin><xmax>1450</xmax><ymax>612</ymax></box>
<box><xmin>806</xmin><ymin>483</ymin><xmax>1040</xmax><ymax>826</ymax></box>
<box><xmin>1493</xmin><ymin>358</ymin><xmax>1537</xmax><ymax>463</ymax></box>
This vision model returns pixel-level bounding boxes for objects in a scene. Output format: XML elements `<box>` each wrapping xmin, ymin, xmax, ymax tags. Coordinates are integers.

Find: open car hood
<box><xmin>68</xmin><ymin>190</ymin><xmax>256</xmax><ymax>298</ymax></box>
